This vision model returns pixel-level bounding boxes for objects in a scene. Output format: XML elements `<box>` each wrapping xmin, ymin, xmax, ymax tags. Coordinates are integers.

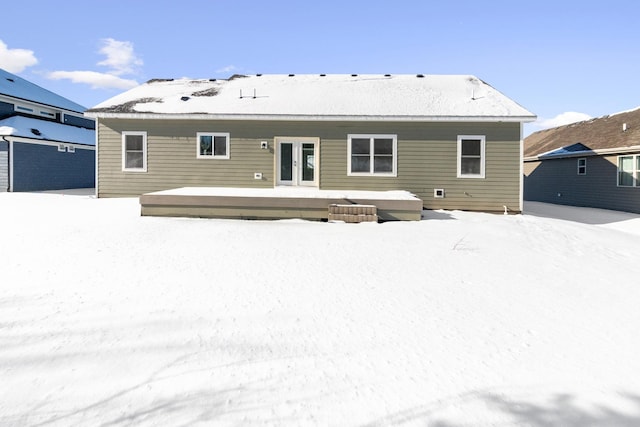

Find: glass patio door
<box><xmin>276</xmin><ymin>139</ymin><xmax>318</xmax><ymax>187</ymax></box>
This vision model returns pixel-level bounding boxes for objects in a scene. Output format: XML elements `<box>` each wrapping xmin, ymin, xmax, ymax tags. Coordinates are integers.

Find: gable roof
<box><xmin>0</xmin><ymin>116</ymin><xmax>95</xmax><ymax>146</ymax></box>
<box><xmin>86</xmin><ymin>74</ymin><xmax>536</xmax><ymax>122</ymax></box>
<box><xmin>0</xmin><ymin>68</ymin><xmax>86</xmax><ymax>113</ymax></box>
<box><xmin>524</xmin><ymin>107</ymin><xmax>640</xmax><ymax>159</ymax></box>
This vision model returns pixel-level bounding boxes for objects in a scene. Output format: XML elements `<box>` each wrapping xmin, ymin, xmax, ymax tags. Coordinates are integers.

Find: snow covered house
<box><xmin>86</xmin><ymin>74</ymin><xmax>535</xmax><ymax>219</ymax></box>
<box><xmin>0</xmin><ymin>68</ymin><xmax>95</xmax><ymax>192</ymax></box>
<box><xmin>524</xmin><ymin>107</ymin><xmax>640</xmax><ymax>214</ymax></box>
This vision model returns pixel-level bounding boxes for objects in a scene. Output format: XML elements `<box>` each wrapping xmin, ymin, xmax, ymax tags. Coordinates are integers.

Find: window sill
<box><xmin>348</xmin><ymin>172</ymin><xmax>397</xmax><ymax>177</ymax></box>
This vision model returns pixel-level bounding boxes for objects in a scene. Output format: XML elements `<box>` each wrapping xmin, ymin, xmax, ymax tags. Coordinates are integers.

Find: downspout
<box><xmin>519</xmin><ymin>122</ymin><xmax>524</xmax><ymax>213</ymax></box>
<box><xmin>1</xmin><ymin>136</ymin><xmax>10</xmax><ymax>192</ymax></box>
<box><xmin>94</xmin><ymin>117</ymin><xmax>99</xmax><ymax>198</ymax></box>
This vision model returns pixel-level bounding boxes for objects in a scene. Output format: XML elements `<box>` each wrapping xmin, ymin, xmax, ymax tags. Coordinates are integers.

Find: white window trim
<box><xmin>457</xmin><ymin>135</ymin><xmax>486</xmax><ymax>179</ymax></box>
<box><xmin>617</xmin><ymin>154</ymin><xmax>639</xmax><ymax>187</ymax></box>
<box><xmin>196</xmin><ymin>132</ymin><xmax>230</xmax><ymax>159</ymax></box>
<box><xmin>577</xmin><ymin>158</ymin><xmax>587</xmax><ymax>175</ymax></box>
<box><xmin>122</xmin><ymin>131</ymin><xmax>147</xmax><ymax>172</ymax></box>
<box><xmin>347</xmin><ymin>134</ymin><xmax>397</xmax><ymax>177</ymax></box>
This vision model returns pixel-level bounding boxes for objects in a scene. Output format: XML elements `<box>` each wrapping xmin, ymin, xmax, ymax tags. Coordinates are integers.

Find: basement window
<box><xmin>347</xmin><ymin>134</ymin><xmax>397</xmax><ymax>177</ymax></box>
<box><xmin>197</xmin><ymin>132</ymin><xmax>229</xmax><ymax>159</ymax></box>
<box><xmin>577</xmin><ymin>158</ymin><xmax>586</xmax><ymax>175</ymax></box>
<box><xmin>122</xmin><ymin>131</ymin><xmax>147</xmax><ymax>172</ymax></box>
<box><xmin>457</xmin><ymin>135</ymin><xmax>486</xmax><ymax>178</ymax></box>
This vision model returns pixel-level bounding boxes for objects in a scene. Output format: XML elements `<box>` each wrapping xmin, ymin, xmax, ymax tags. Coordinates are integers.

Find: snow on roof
<box><xmin>538</xmin><ymin>142</ymin><xmax>592</xmax><ymax>157</ymax></box>
<box><xmin>0</xmin><ymin>116</ymin><xmax>95</xmax><ymax>146</ymax></box>
<box><xmin>87</xmin><ymin>74</ymin><xmax>536</xmax><ymax>122</ymax></box>
<box><xmin>0</xmin><ymin>68</ymin><xmax>86</xmax><ymax>113</ymax></box>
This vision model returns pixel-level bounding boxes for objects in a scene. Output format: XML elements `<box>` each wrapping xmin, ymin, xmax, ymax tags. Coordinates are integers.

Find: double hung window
<box><xmin>457</xmin><ymin>135</ymin><xmax>486</xmax><ymax>178</ymax></box>
<box><xmin>348</xmin><ymin>134</ymin><xmax>397</xmax><ymax>176</ymax></box>
<box><xmin>618</xmin><ymin>155</ymin><xmax>640</xmax><ymax>187</ymax></box>
<box><xmin>122</xmin><ymin>131</ymin><xmax>147</xmax><ymax>172</ymax></box>
<box><xmin>577</xmin><ymin>158</ymin><xmax>587</xmax><ymax>175</ymax></box>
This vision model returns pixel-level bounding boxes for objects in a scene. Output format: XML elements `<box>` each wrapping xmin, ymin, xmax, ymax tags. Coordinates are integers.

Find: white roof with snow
<box><xmin>0</xmin><ymin>68</ymin><xmax>86</xmax><ymax>113</ymax></box>
<box><xmin>87</xmin><ymin>74</ymin><xmax>536</xmax><ymax>122</ymax></box>
<box><xmin>0</xmin><ymin>116</ymin><xmax>95</xmax><ymax>146</ymax></box>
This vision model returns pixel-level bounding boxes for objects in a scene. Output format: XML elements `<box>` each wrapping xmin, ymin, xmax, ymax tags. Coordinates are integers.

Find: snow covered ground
<box><xmin>1</xmin><ymin>191</ymin><xmax>639</xmax><ymax>426</ymax></box>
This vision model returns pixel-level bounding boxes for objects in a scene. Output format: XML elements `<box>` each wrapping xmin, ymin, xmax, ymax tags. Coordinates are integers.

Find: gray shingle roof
<box><xmin>524</xmin><ymin>107</ymin><xmax>640</xmax><ymax>158</ymax></box>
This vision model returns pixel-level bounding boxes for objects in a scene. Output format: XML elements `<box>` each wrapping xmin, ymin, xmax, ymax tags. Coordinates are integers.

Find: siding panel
<box><xmin>13</xmin><ymin>142</ymin><xmax>95</xmax><ymax>191</ymax></box>
<box><xmin>0</xmin><ymin>141</ymin><xmax>7</xmax><ymax>191</ymax></box>
<box><xmin>524</xmin><ymin>155</ymin><xmax>640</xmax><ymax>214</ymax></box>
<box><xmin>99</xmin><ymin>119</ymin><xmax>522</xmax><ymax>211</ymax></box>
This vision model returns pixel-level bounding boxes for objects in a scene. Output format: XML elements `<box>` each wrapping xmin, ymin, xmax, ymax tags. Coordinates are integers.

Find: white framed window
<box><xmin>67</xmin><ymin>145</ymin><xmax>75</xmax><ymax>153</ymax></box>
<box><xmin>577</xmin><ymin>158</ymin><xmax>587</xmax><ymax>175</ymax></box>
<box><xmin>347</xmin><ymin>134</ymin><xmax>397</xmax><ymax>176</ymax></box>
<box><xmin>618</xmin><ymin>155</ymin><xmax>640</xmax><ymax>187</ymax></box>
<box><xmin>197</xmin><ymin>132</ymin><xmax>230</xmax><ymax>159</ymax></box>
<box><xmin>457</xmin><ymin>135</ymin><xmax>486</xmax><ymax>178</ymax></box>
<box><xmin>15</xmin><ymin>105</ymin><xmax>33</xmax><ymax>113</ymax></box>
<box><xmin>39</xmin><ymin>109</ymin><xmax>56</xmax><ymax>118</ymax></box>
<box><xmin>122</xmin><ymin>131</ymin><xmax>147</xmax><ymax>172</ymax></box>
<box><xmin>58</xmin><ymin>144</ymin><xmax>66</xmax><ymax>152</ymax></box>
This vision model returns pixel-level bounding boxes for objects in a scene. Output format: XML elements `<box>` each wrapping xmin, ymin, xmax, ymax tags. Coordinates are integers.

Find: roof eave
<box><xmin>85</xmin><ymin>112</ymin><xmax>537</xmax><ymax>122</ymax></box>
<box><xmin>0</xmin><ymin>92</ymin><xmax>86</xmax><ymax>115</ymax></box>
<box><xmin>2</xmin><ymin>134</ymin><xmax>96</xmax><ymax>147</ymax></box>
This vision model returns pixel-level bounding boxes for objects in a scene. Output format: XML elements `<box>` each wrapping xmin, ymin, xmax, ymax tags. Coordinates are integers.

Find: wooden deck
<box><xmin>140</xmin><ymin>187</ymin><xmax>423</xmax><ymax>221</ymax></box>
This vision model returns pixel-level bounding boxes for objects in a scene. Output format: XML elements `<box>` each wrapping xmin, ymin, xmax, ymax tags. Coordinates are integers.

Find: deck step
<box><xmin>328</xmin><ymin>204</ymin><xmax>378</xmax><ymax>223</ymax></box>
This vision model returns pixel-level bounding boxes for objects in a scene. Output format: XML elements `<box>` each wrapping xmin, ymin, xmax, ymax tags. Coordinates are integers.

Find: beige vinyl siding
<box><xmin>98</xmin><ymin>118</ymin><xmax>522</xmax><ymax>212</ymax></box>
<box><xmin>320</xmin><ymin>122</ymin><xmax>521</xmax><ymax>212</ymax></box>
<box><xmin>98</xmin><ymin>119</ymin><xmax>275</xmax><ymax>197</ymax></box>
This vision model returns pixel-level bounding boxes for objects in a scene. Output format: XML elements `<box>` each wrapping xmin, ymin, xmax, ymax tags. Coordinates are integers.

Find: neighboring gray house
<box><xmin>0</xmin><ymin>68</ymin><xmax>95</xmax><ymax>192</ymax></box>
<box><xmin>86</xmin><ymin>74</ymin><xmax>535</xmax><ymax>217</ymax></box>
<box><xmin>524</xmin><ymin>107</ymin><xmax>640</xmax><ymax>214</ymax></box>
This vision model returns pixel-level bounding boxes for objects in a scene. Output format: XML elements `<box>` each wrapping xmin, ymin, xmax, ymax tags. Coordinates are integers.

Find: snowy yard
<box><xmin>1</xmin><ymin>191</ymin><xmax>640</xmax><ymax>426</ymax></box>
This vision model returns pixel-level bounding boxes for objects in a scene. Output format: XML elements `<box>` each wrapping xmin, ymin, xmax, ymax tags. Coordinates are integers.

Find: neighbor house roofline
<box><xmin>0</xmin><ymin>68</ymin><xmax>87</xmax><ymax>113</ymax></box>
<box><xmin>524</xmin><ymin>144</ymin><xmax>640</xmax><ymax>162</ymax></box>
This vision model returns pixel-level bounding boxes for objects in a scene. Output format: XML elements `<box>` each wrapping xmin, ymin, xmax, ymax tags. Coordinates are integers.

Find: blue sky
<box><xmin>2</xmin><ymin>0</ymin><xmax>639</xmax><ymax>135</ymax></box>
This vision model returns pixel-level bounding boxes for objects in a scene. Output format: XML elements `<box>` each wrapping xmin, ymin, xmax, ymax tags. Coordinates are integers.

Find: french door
<box><xmin>276</xmin><ymin>138</ymin><xmax>319</xmax><ymax>187</ymax></box>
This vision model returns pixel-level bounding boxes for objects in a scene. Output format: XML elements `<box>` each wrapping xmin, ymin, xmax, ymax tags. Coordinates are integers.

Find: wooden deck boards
<box><xmin>140</xmin><ymin>188</ymin><xmax>423</xmax><ymax>221</ymax></box>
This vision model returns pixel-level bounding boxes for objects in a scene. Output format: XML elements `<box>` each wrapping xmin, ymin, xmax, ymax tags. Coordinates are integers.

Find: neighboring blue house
<box><xmin>524</xmin><ymin>107</ymin><xmax>640</xmax><ymax>214</ymax></box>
<box><xmin>0</xmin><ymin>68</ymin><xmax>95</xmax><ymax>192</ymax></box>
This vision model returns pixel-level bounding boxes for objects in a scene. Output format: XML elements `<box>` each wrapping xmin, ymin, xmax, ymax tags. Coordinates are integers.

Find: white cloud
<box><xmin>48</xmin><ymin>71</ymin><xmax>138</xmax><ymax>90</ymax></box>
<box><xmin>47</xmin><ymin>38</ymin><xmax>142</xmax><ymax>90</ymax></box>
<box><xmin>0</xmin><ymin>40</ymin><xmax>38</xmax><ymax>73</ymax></box>
<box><xmin>97</xmin><ymin>38</ymin><xmax>143</xmax><ymax>76</ymax></box>
<box><xmin>535</xmin><ymin>111</ymin><xmax>592</xmax><ymax>130</ymax></box>
<box><xmin>216</xmin><ymin>65</ymin><xmax>238</xmax><ymax>74</ymax></box>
